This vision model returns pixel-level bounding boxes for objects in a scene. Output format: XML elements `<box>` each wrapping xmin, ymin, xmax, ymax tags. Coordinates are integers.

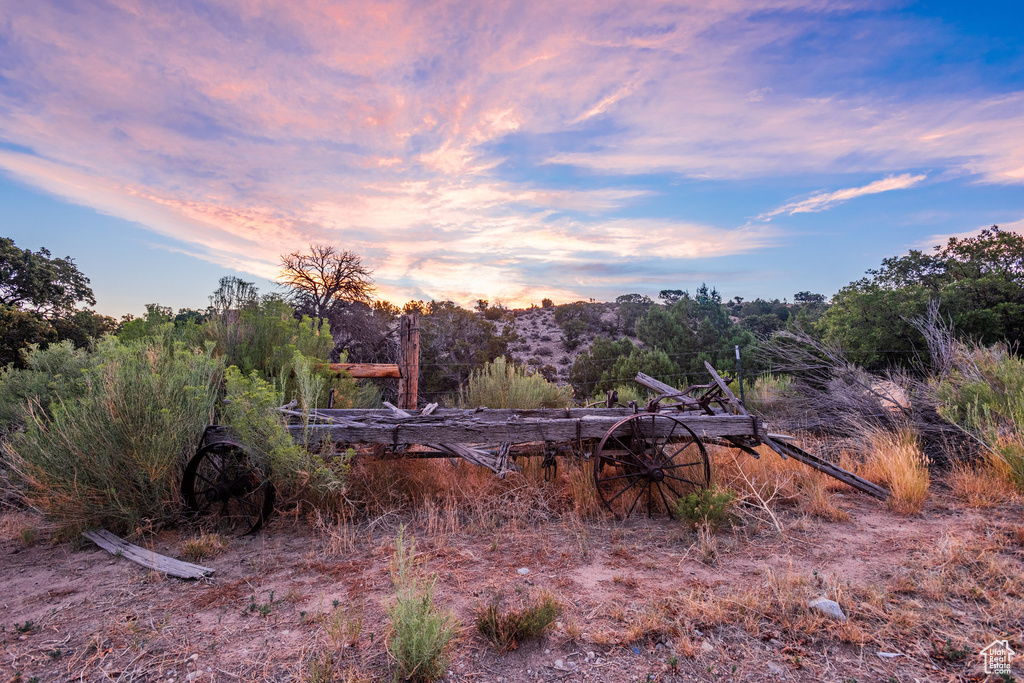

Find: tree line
<box><xmin>2</xmin><ymin>226</ymin><xmax>1022</xmax><ymax>402</ymax></box>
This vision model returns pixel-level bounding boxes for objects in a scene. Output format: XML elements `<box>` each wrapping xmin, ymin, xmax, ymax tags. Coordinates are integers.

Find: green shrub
<box><xmin>387</xmin><ymin>528</ymin><xmax>458</xmax><ymax>682</ymax></box>
<box><xmin>937</xmin><ymin>342</ymin><xmax>1024</xmax><ymax>490</ymax></box>
<box><xmin>460</xmin><ymin>357</ymin><xmax>571</xmax><ymax>409</ymax></box>
<box><xmin>222</xmin><ymin>361</ymin><xmax>352</xmax><ymax>509</ymax></box>
<box><xmin>674</xmin><ymin>487</ymin><xmax>736</xmax><ymax>529</ymax></box>
<box><xmin>203</xmin><ymin>294</ymin><xmax>334</xmax><ymax>388</ymax></box>
<box><xmin>476</xmin><ymin>592</ymin><xmax>561</xmax><ymax>653</ymax></box>
<box><xmin>0</xmin><ymin>340</ymin><xmax>92</xmax><ymax>429</ymax></box>
<box><xmin>3</xmin><ymin>335</ymin><xmax>222</xmax><ymax>534</ymax></box>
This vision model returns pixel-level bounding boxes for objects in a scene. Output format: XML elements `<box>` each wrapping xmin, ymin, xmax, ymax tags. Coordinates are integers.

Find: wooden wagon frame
<box><xmin>180</xmin><ymin>356</ymin><xmax>888</xmax><ymax>533</ymax></box>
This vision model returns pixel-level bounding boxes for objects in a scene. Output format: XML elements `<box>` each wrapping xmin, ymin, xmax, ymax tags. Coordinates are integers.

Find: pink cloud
<box><xmin>0</xmin><ymin>0</ymin><xmax>1021</xmax><ymax>307</ymax></box>
<box><xmin>760</xmin><ymin>174</ymin><xmax>928</xmax><ymax>219</ymax></box>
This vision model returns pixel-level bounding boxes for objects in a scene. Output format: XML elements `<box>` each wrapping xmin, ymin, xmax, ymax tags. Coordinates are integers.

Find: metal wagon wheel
<box><xmin>181</xmin><ymin>441</ymin><xmax>275</xmax><ymax>534</ymax></box>
<box><xmin>593</xmin><ymin>413</ymin><xmax>710</xmax><ymax>519</ymax></box>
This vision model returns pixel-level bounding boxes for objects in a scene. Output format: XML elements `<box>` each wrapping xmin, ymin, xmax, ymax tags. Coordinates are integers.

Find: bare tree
<box><xmin>278</xmin><ymin>245</ymin><xmax>375</xmax><ymax>326</ymax></box>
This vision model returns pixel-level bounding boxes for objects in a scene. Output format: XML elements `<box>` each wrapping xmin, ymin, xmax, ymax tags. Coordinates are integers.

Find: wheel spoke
<box><xmin>206</xmin><ymin>455</ymin><xmax>229</xmax><ymax>478</ymax></box>
<box><xmin>604</xmin><ymin>474</ymin><xmax>644</xmax><ymax>504</ymax></box>
<box><xmin>195</xmin><ymin>472</ymin><xmax>217</xmax><ymax>487</ymax></box>
<box><xmin>234</xmin><ymin>499</ymin><xmax>254</xmax><ymax>528</ymax></box>
<box><xmin>626</xmin><ymin>482</ymin><xmax>646</xmax><ymax>517</ymax></box>
<box><xmin>655</xmin><ymin>482</ymin><xmax>675</xmax><ymax>518</ymax></box>
<box><xmin>598</xmin><ymin>471</ymin><xmax>646</xmax><ymax>483</ymax></box>
<box><xmin>232</xmin><ymin>494</ymin><xmax>262</xmax><ymax>512</ymax></box>
<box><xmin>664</xmin><ymin>473</ymin><xmax>702</xmax><ymax>487</ymax></box>
<box><xmin>661</xmin><ymin>459</ymin><xmax>707</xmax><ymax>470</ymax></box>
<box><xmin>600</xmin><ymin>453</ymin><xmax>644</xmax><ymax>469</ymax></box>
<box><xmin>611</xmin><ymin>435</ymin><xmax>642</xmax><ymax>460</ymax></box>
<box><xmin>663</xmin><ymin>480</ymin><xmax>684</xmax><ymax>499</ymax></box>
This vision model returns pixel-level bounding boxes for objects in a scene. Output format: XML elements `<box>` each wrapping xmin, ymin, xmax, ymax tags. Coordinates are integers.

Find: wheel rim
<box><xmin>593</xmin><ymin>413</ymin><xmax>709</xmax><ymax>519</ymax></box>
<box><xmin>181</xmin><ymin>442</ymin><xmax>275</xmax><ymax>534</ymax></box>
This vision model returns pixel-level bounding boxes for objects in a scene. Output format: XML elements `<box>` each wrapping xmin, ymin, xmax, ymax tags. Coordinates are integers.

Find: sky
<box><xmin>1</xmin><ymin>0</ymin><xmax>1023</xmax><ymax>318</ymax></box>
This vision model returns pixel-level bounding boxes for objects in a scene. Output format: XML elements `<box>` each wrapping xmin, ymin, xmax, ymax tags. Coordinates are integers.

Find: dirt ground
<box><xmin>2</xmin><ymin>473</ymin><xmax>1023</xmax><ymax>683</ymax></box>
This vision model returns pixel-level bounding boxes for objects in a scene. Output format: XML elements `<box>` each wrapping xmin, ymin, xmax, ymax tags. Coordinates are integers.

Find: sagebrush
<box><xmin>2</xmin><ymin>336</ymin><xmax>221</xmax><ymax>535</ymax></box>
<box><xmin>460</xmin><ymin>357</ymin><xmax>570</xmax><ymax>409</ymax></box>
<box><xmin>387</xmin><ymin>528</ymin><xmax>458</xmax><ymax>682</ymax></box>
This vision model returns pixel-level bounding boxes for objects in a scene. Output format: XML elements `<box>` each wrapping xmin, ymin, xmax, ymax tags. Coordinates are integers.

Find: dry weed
<box><xmin>801</xmin><ymin>474</ymin><xmax>850</xmax><ymax>522</ymax></box>
<box><xmin>947</xmin><ymin>461</ymin><xmax>1016</xmax><ymax>508</ymax></box>
<box><xmin>696</xmin><ymin>525</ymin><xmax>718</xmax><ymax>566</ymax></box>
<box><xmin>180</xmin><ymin>532</ymin><xmax>226</xmax><ymax>562</ymax></box>
<box><xmin>314</xmin><ymin>510</ymin><xmax>357</xmax><ymax>556</ymax></box>
<box><xmin>860</xmin><ymin>429</ymin><xmax>930</xmax><ymax>514</ymax></box>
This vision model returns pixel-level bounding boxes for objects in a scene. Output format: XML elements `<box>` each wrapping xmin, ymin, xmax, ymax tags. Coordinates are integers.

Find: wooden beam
<box><xmin>329</xmin><ymin>363</ymin><xmax>401</xmax><ymax>378</ymax></box>
<box><xmin>288</xmin><ymin>413</ymin><xmax>758</xmax><ymax>444</ymax></box>
<box><xmin>397</xmin><ymin>312</ymin><xmax>419</xmax><ymax>410</ymax></box>
<box><xmin>84</xmin><ymin>530</ymin><xmax>213</xmax><ymax>579</ymax></box>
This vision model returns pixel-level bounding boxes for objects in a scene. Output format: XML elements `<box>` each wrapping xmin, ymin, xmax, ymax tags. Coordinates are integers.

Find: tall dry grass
<box><xmin>712</xmin><ymin>442</ymin><xmax>852</xmax><ymax>526</ymax></box>
<box><xmin>858</xmin><ymin>429</ymin><xmax>930</xmax><ymax>515</ymax></box>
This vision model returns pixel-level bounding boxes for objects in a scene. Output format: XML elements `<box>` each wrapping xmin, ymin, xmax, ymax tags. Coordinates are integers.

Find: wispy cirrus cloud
<box><xmin>759</xmin><ymin>173</ymin><xmax>928</xmax><ymax>220</ymax></box>
<box><xmin>0</xmin><ymin>0</ymin><xmax>1021</xmax><ymax>309</ymax></box>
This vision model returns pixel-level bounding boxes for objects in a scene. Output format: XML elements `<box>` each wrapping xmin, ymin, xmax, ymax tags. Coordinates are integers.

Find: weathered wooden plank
<box><xmin>84</xmin><ymin>530</ymin><xmax>213</xmax><ymax>580</ymax></box>
<box><xmin>703</xmin><ymin>361</ymin><xmax>745</xmax><ymax>415</ymax></box>
<box><xmin>634</xmin><ymin>372</ymin><xmax>678</xmax><ymax>397</ymax></box>
<box><xmin>329</xmin><ymin>363</ymin><xmax>401</xmax><ymax>378</ymax></box>
<box><xmin>309</xmin><ymin>407</ymin><xmax>640</xmax><ymax>421</ymax></box>
<box><xmin>382</xmin><ymin>401</ymin><xmax>412</xmax><ymax>418</ymax></box>
<box><xmin>289</xmin><ymin>413</ymin><xmax>757</xmax><ymax>443</ymax></box>
<box><xmin>397</xmin><ymin>313</ymin><xmax>419</xmax><ymax>410</ymax></box>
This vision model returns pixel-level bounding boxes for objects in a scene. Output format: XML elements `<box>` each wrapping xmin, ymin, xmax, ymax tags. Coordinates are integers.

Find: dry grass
<box><xmin>801</xmin><ymin>473</ymin><xmax>851</xmax><ymax>522</ymax></box>
<box><xmin>179</xmin><ymin>532</ymin><xmax>227</xmax><ymax>562</ymax></box>
<box><xmin>711</xmin><ymin>443</ymin><xmax>854</xmax><ymax>529</ymax></box>
<box><xmin>947</xmin><ymin>461</ymin><xmax>1017</xmax><ymax>508</ymax></box>
<box><xmin>859</xmin><ymin>429</ymin><xmax>930</xmax><ymax>514</ymax></box>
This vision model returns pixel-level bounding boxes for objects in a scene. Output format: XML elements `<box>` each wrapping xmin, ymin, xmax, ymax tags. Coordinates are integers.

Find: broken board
<box><xmin>84</xmin><ymin>529</ymin><xmax>213</xmax><ymax>580</ymax></box>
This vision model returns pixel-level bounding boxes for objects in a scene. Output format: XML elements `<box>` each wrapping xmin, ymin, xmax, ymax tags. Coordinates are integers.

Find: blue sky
<box><xmin>0</xmin><ymin>0</ymin><xmax>1022</xmax><ymax>317</ymax></box>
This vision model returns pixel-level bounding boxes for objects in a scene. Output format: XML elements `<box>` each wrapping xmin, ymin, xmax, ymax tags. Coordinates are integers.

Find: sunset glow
<box><xmin>1</xmin><ymin>0</ymin><xmax>1022</xmax><ymax>314</ymax></box>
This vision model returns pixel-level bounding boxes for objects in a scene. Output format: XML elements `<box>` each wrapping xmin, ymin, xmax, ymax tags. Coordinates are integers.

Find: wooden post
<box><xmin>397</xmin><ymin>312</ymin><xmax>420</xmax><ymax>410</ymax></box>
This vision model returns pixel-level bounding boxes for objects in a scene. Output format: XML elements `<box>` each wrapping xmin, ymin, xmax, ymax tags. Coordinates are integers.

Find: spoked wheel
<box><xmin>593</xmin><ymin>413</ymin><xmax>710</xmax><ymax>519</ymax></box>
<box><xmin>181</xmin><ymin>441</ymin><xmax>275</xmax><ymax>534</ymax></box>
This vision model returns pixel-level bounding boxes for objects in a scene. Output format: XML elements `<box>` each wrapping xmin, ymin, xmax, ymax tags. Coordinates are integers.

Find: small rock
<box><xmin>808</xmin><ymin>596</ymin><xmax>847</xmax><ymax>621</ymax></box>
<box><xmin>701</xmin><ymin>640</ymin><xmax>714</xmax><ymax>653</ymax></box>
<box><xmin>655</xmin><ymin>643</ymin><xmax>664</xmax><ymax>651</ymax></box>
<box><xmin>587</xmin><ymin>651</ymin><xmax>595</xmax><ymax>659</ymax></box>
<box><xmin>877</xmin><ymin>652</ymin><xmax>903</xmax><ymax>659</ymax></box>
<box><xmin>767</xmin><ymin>661</ymin><xmax>785</xmax><ymax>675</ymax></box>
<box><xmin>769</xmin><ymin>638</ymin><xmax>783</xmax><ymax>646</ymax></box>
<box><xmin>544</xmin><ymin>649</ymin><xmax>551</xmax><ymax>655</ymax></box>
<box><xmin>517</xmin><ymin>567</ymin><xmax>530</xmax><ymax>575</ymax></box>
<box><xmin>632</xmin><ymin>646</ymin><xmax>640</xmax><ymax>655</ymax></box>
<box><xmin>554</xmin><ymin>659</ymin><xmax>565</xmax><ymax>670</ymax></box>
<box><xmin>185</xmin><ymin>672</ymin><xmax>202</xmax><ymax>682</ymax></box>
